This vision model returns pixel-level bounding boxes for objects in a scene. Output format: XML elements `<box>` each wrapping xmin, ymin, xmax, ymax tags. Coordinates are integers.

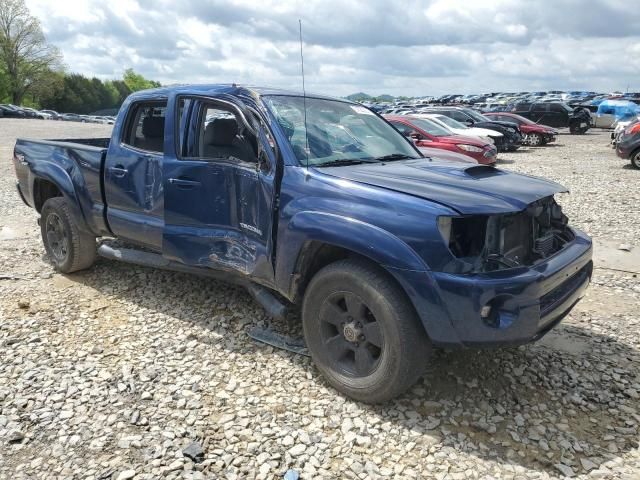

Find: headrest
<box><xmin>204</xmin><ymin>118</ymin><xmax>238</xmax><ymax>146</ymax></box>
<box><xmin>142</xmin><ymin>116</ymin><xmax>165</xmax><ymax>138</ymax></box>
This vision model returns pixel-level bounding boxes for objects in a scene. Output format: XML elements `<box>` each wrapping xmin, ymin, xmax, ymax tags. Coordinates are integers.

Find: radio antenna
<box><xmin>299</xmin><ymin>19</ymin><xmax>310</xmax><ymax>169</ymax></box>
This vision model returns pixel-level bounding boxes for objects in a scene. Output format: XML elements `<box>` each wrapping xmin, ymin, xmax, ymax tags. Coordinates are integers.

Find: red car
<box><xmin>384</xmin><ymin>115</ymin><xmax>497</xmax><ymax>165</ymax></box>
<box><xmin>484</xmin><ymin>112</ymin><xmax>557</xmax><ymax>146</ymax></box>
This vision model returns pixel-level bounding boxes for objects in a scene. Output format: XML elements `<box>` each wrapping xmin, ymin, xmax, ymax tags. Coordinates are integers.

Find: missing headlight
<box><xmin>441</xmin><ymin>196</ymin><xmax>574</xmax><ymax>273</ymax></box>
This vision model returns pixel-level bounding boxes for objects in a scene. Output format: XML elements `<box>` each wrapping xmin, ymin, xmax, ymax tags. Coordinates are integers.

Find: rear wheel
<box><xmin>40</xmin><ymin>197</ymin><xmax>96</xmax><ymax>273</ymax></box>
<box><xmin>631</xmin><ymin>150</ymin><xmax>640</xmax><ymax>170</ymax></box>
<box><xmin>302</xmin><ymin>259</ymin><xmax>430</xmax><ymax>403</ymax></box>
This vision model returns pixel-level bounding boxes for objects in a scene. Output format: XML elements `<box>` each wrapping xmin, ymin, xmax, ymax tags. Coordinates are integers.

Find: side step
<box><xmin>97</xmin><ymin>244</ymin><xmax>288</xmax><ymax>320</ymax></box>
<box><xmin>247</xmin><ymin>326</ymin><xmax>309</xmax><ymax>356</ymax></box>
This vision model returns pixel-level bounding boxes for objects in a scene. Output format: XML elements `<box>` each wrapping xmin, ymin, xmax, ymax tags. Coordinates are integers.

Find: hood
<box><xmin>318</xmin><ymin>158</ymin><xmax>567</xmax><ymax>215</ymax></box>
<box><xmin>522</xmin><ymin>124</ymin><xmax>555</xmax><ymax>134</ymax></box>
<box><xmin>437</xmin><ymin>134</ymin><xmax>493</xmax><ymax>146</ymax></box>
<box><xmin>416</xmin><ymin>147</ymin><xmax>477</xmax><ymax>164</ymax></box>
<box><xmin>473</xmin><ymin>120</ymin><xmax>520</xmax><ymax>133</ymax></box>
<box><xmin>466</xmin><ymin>127</ymin><xmax>503</xmax><ymax>138</ymax></box>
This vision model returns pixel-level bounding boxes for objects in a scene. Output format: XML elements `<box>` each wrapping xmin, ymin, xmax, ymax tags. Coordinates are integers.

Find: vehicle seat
<box><xmin>203</xmin><ymin>118</ymin><xmax>255</xmax><ymax>162</ymax></box>
<box><xmin>137</xmin><ymin>116</ymin><xmax>165</xmax><ymax>153</ymax></box>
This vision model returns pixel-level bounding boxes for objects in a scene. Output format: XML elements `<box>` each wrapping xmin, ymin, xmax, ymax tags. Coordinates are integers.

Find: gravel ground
<box><xmin>1</xmin><ymin>120</ymin><xmax>639</xmax><ymax>480</ymax></box>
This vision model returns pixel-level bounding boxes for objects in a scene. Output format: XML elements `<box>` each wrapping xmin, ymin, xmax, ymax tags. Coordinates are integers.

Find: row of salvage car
<box><xmin>382</xmin><ymin>106</ymin><xmax>559</xmax><ymax>165</ymax></box>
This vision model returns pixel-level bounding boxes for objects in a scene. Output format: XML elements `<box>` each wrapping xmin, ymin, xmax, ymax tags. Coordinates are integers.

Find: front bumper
<box><xmin>428</xmin><ymin>228</ymin><xmax>592</xmax><ymax>347</ymax></box>
<box><xmin>16</xmin><ymin>182</ymin><xmax>29</xmax><ymax>207</ymax></box>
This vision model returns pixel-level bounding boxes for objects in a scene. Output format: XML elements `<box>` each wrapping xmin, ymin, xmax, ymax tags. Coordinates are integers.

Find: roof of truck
<box><xmin>128</xmin><ymin>84</ymin><xmax>350</xmax><ymax>103</ymax></box>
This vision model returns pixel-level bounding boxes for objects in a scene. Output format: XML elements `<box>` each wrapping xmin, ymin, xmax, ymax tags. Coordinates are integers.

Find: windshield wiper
<box><xmin>374</xmin><ymin>153</ymin><xmax>418</xmax><ymax>161</ymax></box>
<box><xmin>316</xmin><ymin>158</ymin><xmax>379</xmax><ymax>167</ymax></box>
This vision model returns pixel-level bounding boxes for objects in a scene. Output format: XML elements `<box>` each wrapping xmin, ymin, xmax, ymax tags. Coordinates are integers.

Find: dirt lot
<box><xmin>1</xmin><ymin>119</ymin><xmax>639</xmax><ymax>480</ymax></box>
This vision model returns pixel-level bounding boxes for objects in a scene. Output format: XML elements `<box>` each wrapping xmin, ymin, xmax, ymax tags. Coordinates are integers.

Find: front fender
<box><xmin>275</xmin><ymin>211</ymin><xmax>463</xmax><ymax>346</ymax></box>
<box><xmin>278</xmin><ymin>211</ymin><xmax>428</xmax><ymax>277</ymax></box>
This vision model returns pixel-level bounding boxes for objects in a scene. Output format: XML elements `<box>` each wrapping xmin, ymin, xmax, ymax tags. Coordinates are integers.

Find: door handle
<box><xmin>169</xmin><ymin>178</ymin><xmax>201</xmax><ymax>189</ymax></box>
<box><xmin>109</xmin><ymin>165</ymin><xmax>128</xmax><ymax>177</ymax></box>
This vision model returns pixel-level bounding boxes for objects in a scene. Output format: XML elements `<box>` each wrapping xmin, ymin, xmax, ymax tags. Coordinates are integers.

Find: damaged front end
<box><xmin>439</xmin><ymin>196</ymin><xmax>574</xmax><ymax>274</ymax></box>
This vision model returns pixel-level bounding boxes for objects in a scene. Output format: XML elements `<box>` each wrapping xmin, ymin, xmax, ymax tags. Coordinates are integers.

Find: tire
<box><xmin>40</xmin><ymin>197</ymin><xmax>96</xmax><ymax>273</ymax></box>
<box><xmin>631</xmin><ymin>150</ymin><xmax>640</xmax><ymax>170</ymax></box>
<box><xmin>569</xmin><ymin>123</ymin><xmax>588</xmax><ymax>135</ymax></box>
<box><xmin>302</xmin><ymin>258</ymin><xmax>431</xmax><ymax>403</ymax></box>
<box><xmin>528</xmin><ymin>133</ymin><xmax>543</xmax><ymax>146</ymax></box>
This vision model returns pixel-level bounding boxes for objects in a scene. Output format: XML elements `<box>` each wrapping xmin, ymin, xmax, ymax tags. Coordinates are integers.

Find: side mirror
<box><xmin>409</xmin><ymin>132</ymin><xmax>423</xmax><ymax>140</ymax></box>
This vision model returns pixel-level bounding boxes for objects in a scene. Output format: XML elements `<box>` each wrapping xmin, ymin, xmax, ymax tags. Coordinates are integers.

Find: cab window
<box><xmin>123</xmin><ymin>101</ymin><xmax>167</xmax><ymax>153</ymax></box>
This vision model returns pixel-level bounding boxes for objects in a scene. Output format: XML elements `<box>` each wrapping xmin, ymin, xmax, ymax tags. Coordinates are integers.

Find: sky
<box><xmin>25</xmin><ymin>0</ymin><xmax>640</xmax><ymax>97</ymax></box>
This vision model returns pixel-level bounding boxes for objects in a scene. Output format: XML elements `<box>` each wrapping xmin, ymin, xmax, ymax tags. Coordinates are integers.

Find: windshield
<box><xmin>263</xmin><ymin>95</ymin><xmax>419</xmax><ymax>166</ymax></box>
<box><xmin>408</xmin><ymin>117</ymin><xmax>451</xmax><ymax>136</ymax></box>
<box><xmin>465</xmin><ymin>109</ymin><xmax>488</xmax><ymax>122</ymax></box>
<box><xmin>433</xmin><ymin>115</ymin><xmax>469</xmax><ymax>130</ymax></box>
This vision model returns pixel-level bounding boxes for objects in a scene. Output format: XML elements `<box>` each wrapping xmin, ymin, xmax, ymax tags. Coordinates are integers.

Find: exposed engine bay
<box><xmin>440</xmin><ymin>196</ymin><xmax>574</xmax><ymax>273</ymax></box>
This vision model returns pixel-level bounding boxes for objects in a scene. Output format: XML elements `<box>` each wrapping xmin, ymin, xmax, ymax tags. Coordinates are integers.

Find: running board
<box><xmin>97</xmin><ymin>244</ymin><xmax>288</xmax><ymax>320</ymax></box>
<box><xmin>248</xmin><ymin>326</ymin><xmax>309</xmax><ymax>356</ymax></box>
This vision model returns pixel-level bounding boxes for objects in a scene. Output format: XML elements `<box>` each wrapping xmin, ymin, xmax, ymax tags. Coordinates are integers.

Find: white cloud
<box><xmin>25</xmin><ymin>0</ymin><xmax>640</xmax><ymax>96</ymax></box>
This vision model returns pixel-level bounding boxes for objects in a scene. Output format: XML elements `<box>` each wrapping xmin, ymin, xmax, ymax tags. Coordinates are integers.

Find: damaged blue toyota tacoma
<box><xmin>13</xmin><ymin>85</ymin><xmax>592</xmax><ymax>403</ymax></box>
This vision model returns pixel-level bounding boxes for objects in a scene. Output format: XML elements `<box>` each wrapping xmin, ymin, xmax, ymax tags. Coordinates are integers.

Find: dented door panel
<box><xmin>162</xmin><ymin>93</ymin><xmax>277</xmax><ymax>283</ymax></box>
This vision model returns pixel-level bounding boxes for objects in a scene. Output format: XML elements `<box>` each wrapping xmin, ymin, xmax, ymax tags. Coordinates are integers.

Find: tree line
<box><xmin>0</xmin><ymin>0</ymin><xmax>160</xmax><ymax>114</ymax></box>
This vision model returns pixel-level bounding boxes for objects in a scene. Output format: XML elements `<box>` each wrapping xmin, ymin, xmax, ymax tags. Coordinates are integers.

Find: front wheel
<box><xmin>631</xmin><ymin>150</ymin><xmax>640</xmax><ymax>170</ymax></box>
<box><xmin>302</xmin><ymin>259</ymin><xmax>431</xmax><ymax>403</ymax></box>
<box><xmin>528</xmin><ymin>133</ymin><xmax>543</xmax><ymax>146</ymax></box>
<box><xmin>40</xmin><ymin>197</ymin><xmax>96</xmax><ymax>273</ymax></box>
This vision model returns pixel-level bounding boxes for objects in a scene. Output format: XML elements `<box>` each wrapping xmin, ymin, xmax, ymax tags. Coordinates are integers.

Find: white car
<box><xmin>415</xmin><ymin>113</ymin><xmax>502</xmax><ymax>144</ymax></box>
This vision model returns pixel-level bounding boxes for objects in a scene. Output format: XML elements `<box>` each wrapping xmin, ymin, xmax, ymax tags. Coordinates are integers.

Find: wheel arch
<box><xmin>31</xmin><ymin>167</ymin><xmax>90</xmax><ymax>233</ymax></box>
<box><xmin>275</xmin><ymin>211</ymin><xmax>463</xmax><ymax>346</ymax></box>
<box><xmin>277</xmin><ymin>211</ymin><xmax>429</xmax><ymax>302</ymax></box>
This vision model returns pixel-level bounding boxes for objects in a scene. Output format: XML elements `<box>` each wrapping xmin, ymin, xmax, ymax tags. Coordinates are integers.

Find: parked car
<box><xmin>483</xmin><ymin>112</ymin><xmax>557</xmax><ymax>146</ymax></box>
<box><xmin>384</xmin><ymin>115</ymin><xmax>497</xmax><ymax>165</ymax></box>
<box><xmin>611</xmin><ymin>118</ymin><xmax>640</xmax><ymax>147</ymax></box>
<box><xmin>423</xmin><ymin>107</ymin><xmax>522</xmax><ymax>151</ymax></box>
<box><xmin>592</xmin><ymin>100</ymin><xmax>640</xmax><ymax>129</ymax></box>
<box><xmin>60</xmin><ymin>113</ymin><xmax>85</xmax><ymax>122</ymax></box>
<box><xmin>40</xmin><ymin>110</ymin><xmax>63</xmax><ymax>120</ymax></box>
<box><xmin>615</xmin><ymin>122</ymin><xmax>640</xmax><ymax>169</ymax></box>
<box><xmin>0</xmin><ymin>104</ymin><xmax>26</xmax><ymax>118</ymax></box>
<box><xmin>13</xmin><ymin>84</ymin><xmax>592</xmax><ymax>403</ymax></box>
<box><xmin>20</xmin><ymin>107</ymin><xmax>49</xmax><ymax>119</ymax></box>
<box><xmin>511</xmin><ymin>102</ymin><xmax>592</xmax><ymax>133</ymax></box>
<box><xmin>417</xmin><ymin>113</ymin><xmax>501</xmax><ymax>145</ymax></box>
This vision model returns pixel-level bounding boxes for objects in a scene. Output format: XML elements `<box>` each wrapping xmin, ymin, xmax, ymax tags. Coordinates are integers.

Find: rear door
<box><xmin>162</xmin><ymin>94</ymin><xmax>278</xmax><ymax>282</ymax></box>
<box><xmin>104</xmin><ymin>100</ymin><xmax>166</xmax><ymax>249</ymax></box>
<box><xmin>531</xmin><ymin>103</ymin><xmax>551</xmax><ymax>125</ymax></box>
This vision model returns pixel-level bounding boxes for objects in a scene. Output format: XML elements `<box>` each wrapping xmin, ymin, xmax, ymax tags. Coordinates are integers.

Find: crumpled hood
<box><xmin>319</xmin><ymin>158</ymin><xmax>567</xmax><ymax>215</ymax></box>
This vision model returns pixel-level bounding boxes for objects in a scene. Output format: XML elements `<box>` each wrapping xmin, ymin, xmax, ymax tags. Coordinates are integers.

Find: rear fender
<box><xmin>30</xmin><ymin>162</ymin><xmax>92</xmax><ymax>234</ymax></box>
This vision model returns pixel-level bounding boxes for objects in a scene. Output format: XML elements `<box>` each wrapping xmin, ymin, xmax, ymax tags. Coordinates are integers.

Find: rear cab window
<box><xmin>122</xmin><ymin>101</ymin><xmax>167</xmax><ymax>154</ymax></box>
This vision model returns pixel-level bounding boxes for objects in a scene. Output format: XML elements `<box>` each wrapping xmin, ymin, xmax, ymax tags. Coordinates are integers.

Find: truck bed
<box><xmin>14</xmin><ymin>137</ymin><xmax>112</xmax><ymax>236</ymax></box>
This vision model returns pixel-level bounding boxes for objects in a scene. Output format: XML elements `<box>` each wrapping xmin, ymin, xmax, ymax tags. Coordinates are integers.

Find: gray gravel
<box><xmin>1</xmin><ymin>120</ymin><xmax>639</xmax><ymax>479</ymax></box>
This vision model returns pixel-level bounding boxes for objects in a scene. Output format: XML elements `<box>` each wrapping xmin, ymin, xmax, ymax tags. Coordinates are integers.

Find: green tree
<box><xmin>0</xmin><ymin>0</ymin><xmax>63</xmax><ymax>104</ymax></box>
<box><xmin>123</xmin><ymin>68</ymin><xmax>160</xmax><ymax>92</ymax></box>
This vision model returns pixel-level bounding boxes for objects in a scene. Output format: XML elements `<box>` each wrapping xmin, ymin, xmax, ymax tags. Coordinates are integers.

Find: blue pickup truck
<box><xmin>13</xmin><ymin>85</ymin><xmax>593</xmax><ymax>403</ymax></box>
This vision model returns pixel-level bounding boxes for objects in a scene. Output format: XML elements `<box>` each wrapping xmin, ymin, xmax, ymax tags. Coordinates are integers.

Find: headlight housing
<box><xmin>457</xmin><ymin>144</ymin><xmax>483</xmax><ymax>153</ymax></box>
<box><xmin>437</xmin><ymin>216</ymin><xmax>452</xmax><ymax>244</ymax></box>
